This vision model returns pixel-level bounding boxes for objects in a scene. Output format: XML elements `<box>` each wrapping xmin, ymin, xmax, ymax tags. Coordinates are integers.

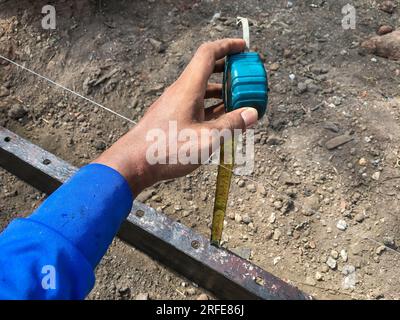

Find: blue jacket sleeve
<box><xmin>0</xmin><ymin>163</ymin><xmax>133</xmax><ymax>299</ymax></box>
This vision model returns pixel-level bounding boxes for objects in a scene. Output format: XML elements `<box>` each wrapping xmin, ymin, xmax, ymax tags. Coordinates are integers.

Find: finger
<box><xmin>207</xmin><ymin>107</ymin><xmax>258</xmax><ymax>133</ymax></box>
<box><xmin>213</xmin><ymin>58</ymin><xmax>225</xmax><ymax>73</ymax></box>
<box><xmin>205</xmin><ymin>102</ymin><xmax>225</xmax><ymax>121</ymax></box>
<box><xmin>205</xmin><ymin>83</ymin><xmax>223</xmax><ymax>99</ymax></box>
<box><xmin>180</xmin><ymin>39</ymin><xmax>246</xmax><ymax>92</ymax></box>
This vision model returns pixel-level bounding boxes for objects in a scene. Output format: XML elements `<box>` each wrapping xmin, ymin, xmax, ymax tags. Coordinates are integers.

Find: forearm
<box><xmin>0</xmin><ymin>163</ymin><xmax>133</xmax><ymax>299</ymax></box>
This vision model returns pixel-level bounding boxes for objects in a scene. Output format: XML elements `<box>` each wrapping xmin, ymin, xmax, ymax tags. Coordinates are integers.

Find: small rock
<box><xmin>340</xmin><ymin>249</ymin><xmax>348</xmax><ymax>262</ymax></box>
<box><xmin>8</xmin><ymin>104</ymin><xmax>27</xmax><ymax>120</ymax></box>
<box><xmin>273</xmin><ymin>200</ymin><xmax>283</xmax><ymax>210</ymax></box>
<box><xmin>266</xmin><ymin>135</ymin><xmax>284</xmax><ymax>145</ymax></box>
<box><xmin>354</xmin><ymin>213</ymin><xmax>365</xmax><ymax>223</ymax></box>
<box><xmin>358</xmin><ymin>158</ymin><xmax>368</xmax><ymax>166</ymax></box>
<box><xmin>315</xmin><ymin>272</ymin><xmax>323</xmax><ymax>281</ymax></box>
<box><xmin>268</xmin><ymin>212</ymin><xmax>276</xmax><ymax>224</ymax></box>
<box><xmin>372</xmin><ymin>171</ymin><xmax>381</xmax><ymax>180</ymax></box>
<box><xmin>273</xmin><ymin>256</ymin><xmax>281</xmax><ymax>265</ymax></box>
<box><xmin>383</xmin><ymin>236</ymin><xmax>396</xmax><ymax>248</ymax></box>
<box><xmin>330</xmin><ymin>250</ymin><xmax>339</xmax><ymax>259</ymax></box>
<box><xmin>149</xmin><ymin>38</ymin><xmax>166</xmax><ymax>53</ymax></box>
<box><xmin>269</xmin><ymin>62</ymin><xmax>280</xmax><ymax>71</ymax></box>
<box><xmin>196</xmin><ymin>293</ymin><xmax>209</xmax><ymax>300</ymax></box>
<box><xmin>273</xmin><ymin>229</ymin><xmax>282</xmax><ymax>241</ymax></box>
<box><xmin>326</xmin><ymin>256</ymin><xmax>337</xmax><ymax>270</ymax></box>
<box><xmin>0</xmin><ymin>86</ymin><xmax>10</xmax><ymax>97</ymax></box>
<box><xmin>246</xmin><ymin>184</ymin><xmax>256</xmax><ymax>193</ymax></box>
<box><xmin>376</xmin><ymin>246</ymin><xmax>386</xmax><ymax>255</ymax></box>
<box><xmin>237</xmin><ymin>180</ymin><xmax>245</xmax><ymax>188</ymax></box>
<box><xmin>361</xmin><ymin>30</ymin><xmax>400</xmax><ymax>60</ymax></box>
<box><xmin>280</xmin><ymin>172</ymin><xmax>301</xmax><ymax>185</ymax></box>
<box><xmin>234</xmin><ymin>213</ymin><xmax>242</xmax><ymax>223</ymax></box>
<box><xmin>135</xmin><ymin>293</ymin><xmax>149</xmax><ymax>300</ymax></box>
<box><xmin>325</xmin><ymin>134</ymin><xmax>353</xmax><ymax>150</ymax></box>
<box><xmin>242</xmin><ymin>215</ymin><xmax>252</xmax><ymax>224</ymax></box>
<box><xmin>297</xmin><ymin>82</ymin><xmax>308</xmax><ymax>94</ymax></box>
<box><xmin>94</xmin><ymin>140</ymin><xmax>106</xmax><ymax>151</ymax></box>
<box><xmin>342</xmin><ymin>265</ymin><xmax>356</xmax><ymax>289</ymax></box>
<box><xmin>379</xmin><ymin>1</ymin><xmax>396</xmax><ymax>14</ymax></box>
<box><xmin>336</xmin><ymin>219</ymin><xmax>348</xmax><ymax>231</ymax></box>
<box><xmin>186</xmin><ymin>288</ymin><xmax>196</xmax><ymax>296</ymax></box>
<box><xmin>377</xmin><ymin>25</ymin><xmax>394</xmax><ymax>36</ymax></box>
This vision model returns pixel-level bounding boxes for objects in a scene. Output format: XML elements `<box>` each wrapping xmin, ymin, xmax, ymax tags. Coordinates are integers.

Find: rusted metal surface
<box><xmin>0</xmin><ymin>126</ymin><xmax>312</xmax><ymax>300</ymax></box>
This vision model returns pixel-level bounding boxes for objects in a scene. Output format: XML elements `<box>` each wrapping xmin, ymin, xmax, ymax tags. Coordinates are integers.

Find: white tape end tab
<box><xmin>237</xmin><ymin>17</ymin><xmax>250</xmax><ymax>51</ymax></box>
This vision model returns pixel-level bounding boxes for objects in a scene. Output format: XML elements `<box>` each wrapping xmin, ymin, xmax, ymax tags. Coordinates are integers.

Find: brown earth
<box><xmin>1</xmin><ymin>0</ymin><xmax>400</xmax><ymax>300</ymax></box>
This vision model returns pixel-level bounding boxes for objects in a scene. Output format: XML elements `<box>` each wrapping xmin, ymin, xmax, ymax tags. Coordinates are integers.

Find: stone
<box><xmin>377</xmin><ymin>25</ymin><xmax>394</xmax><ymax>36</ymax></box>
<box><xmin>372</xmin><ymin>171</ymin><xmax>381</xmax><ymax>180</ymax></box>
<box><xmin>383</xmin><ymin>236</ymin><xmax>396</xmax><ymax>248</ymax></box>
<box><xmin>340</xmin><ymin>249</ymin><xmax>348</xmax><ymax>262</ymax></box>
<box><xmin>94</xmin><ymin>140</ymin><xmax>106</xmax><ymax>151</ymax></box>
<box><xmin>376</xmin><ymin>246</ymin><xmax>386</xmax><ymax>255</ymax></box>
<box><xmin>325</xmin><ymin>135</ymin><xmax>354</xmax><ymax>150</ymax></box>
<box><xmin>315</xmin><ymin>272</ymin><xmax>323</xmax><ymax>281</ymax></box>
<box><xmin>186</xmin><ymin>288</ymin><xmax>196</xmax><ymax>296</ymax></box>
<box><xmin>273</xmin><ymin>200</ymin><xmax>283</xmax><ymax>210</ymax></box>
<box><xmin>266</xmin><ymin>135</ymin><xmax>284</xmax><ymax>145</ymax></box>
<box><xmin>268</xmin><ymin>212</ymin><xmax>276</xmax><ymax>224</ymax></box>
<box><xmin>336</xmin><ymin>219</ymin><xmax>348</xmax><ymax>231</ymax></box>
<box><xmin>149</xmin><ymin>38</ymin><xmax>166</xmax><ymax>53</ymax></box>
<box><xmin>242</xmin><ymin>215</ymin><xmax>252</xmax><ymax>224</ymax></box>
<box><xmin>8</xmin><ymin>104</ymin><xmax>27</xmax><ymax>120</ymax></box>
<box><xmin>330</xmin><ymin>250</ymin><xmax>339</xmax><ymax>259</ymax></box>
<box><xmin>280</xmin><ymin>172</ymin><xmax>301</xmax><ymax>185</ymax></box>
<box><xmin>361</xmin><ymin>30</ymin><xmax>400</xmax><ymax>61</ymax></box>
<box><xmin>342</xmin><ymin>265</ymin><xmax>356</xmax><ymax>289</ymax></box>
<box><xmin>379</xmin><ymin>1</ymin><xmax>396</xmax><ymax>14</ymax></box>
<box><xmin>354</xmin><ymin>213</ymin><xmax>365</xmax><ymax>223</ymax></box>
<box><xmin>273</xmin><ymin>229</ymin><xmax>281</xmax><ymax>241</ymax></box>
<box><xmin>246</xmin><ymin>184</ymin><xmax>256</xmax><ymax>193</ymax></box>
<box><xmin>297</xmin><ymin>82</ymin><xmax>308</xmax><ymax>94</ymax></box>
<box><xmin>196</xmin><ymin>293</ymin><xmax>209</xmax><ymax>300</ymax></box>
<box><xmin>358</xmin><ymin>158</ymin><xmax>368</xmax><ymax>166</ymax></box>
<box><xmin>326</xmin><ymin>256</ymin><xmax>337</xmax><ymax>269</ymax></box>
<box><xmin>269</xmin><ymin>62</ymin><xmax>280</xmax><ymax>71</ymax></box>
<box><xmin>234</xmin><ymin>213</ymin><xmax>242</xmax><ymax>223</ymax></box>
<box><xmin>135</xmin><ymin>293</ymin><xmax>149</xmax><ymax>300</ymax></box>
<box><xmin>0</xmin><ymin>86</ymin><xmax>10</xmax><ymax>97</ymax></box>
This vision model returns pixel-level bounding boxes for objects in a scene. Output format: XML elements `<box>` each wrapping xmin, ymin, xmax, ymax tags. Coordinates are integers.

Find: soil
<box><xmin>1</xmin><ymin>0</ymin><xmax>400</xmax><ymax>300</ymax></box>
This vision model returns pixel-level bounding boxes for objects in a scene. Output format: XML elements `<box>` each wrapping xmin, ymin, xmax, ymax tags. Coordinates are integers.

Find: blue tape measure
<box><xmin>223</xmin><ymin>52</ymin><xmax>269</xmax><ymax>118</ymax></box>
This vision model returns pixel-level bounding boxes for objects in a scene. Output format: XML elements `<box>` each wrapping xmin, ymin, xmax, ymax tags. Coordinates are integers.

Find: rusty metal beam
<box><xmin>0</xmin><ymin>126</ymin><xmax>312</xmax><ymax>300</ymax></box>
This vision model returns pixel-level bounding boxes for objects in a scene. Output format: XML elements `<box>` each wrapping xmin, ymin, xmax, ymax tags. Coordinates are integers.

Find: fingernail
<box><xmin>240</xmin><ymin>108</ymin><xmax>258</xmax><ymax>127</ymax></box>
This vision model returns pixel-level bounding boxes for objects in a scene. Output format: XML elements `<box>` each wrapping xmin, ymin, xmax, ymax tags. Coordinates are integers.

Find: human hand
<box><xmin>94</xmin><ymin>39</ymin><xmax>259</xmax><ymax>195</ymax></box>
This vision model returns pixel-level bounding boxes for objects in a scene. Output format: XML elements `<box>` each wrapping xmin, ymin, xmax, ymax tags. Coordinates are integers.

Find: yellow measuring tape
<box><xmin>211</xmin><ymin>138</ymin><xmax>235</xmax><ymax>247</ymax></box>
<box><xmin>210</xmin><ymin>17</ymin><xmax>250</xmax><ymax>247</ymax></box>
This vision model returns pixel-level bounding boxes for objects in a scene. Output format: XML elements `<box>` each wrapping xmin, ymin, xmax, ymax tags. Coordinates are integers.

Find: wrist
<box><xmin>93</xmin><ymin>143</ymin><xmax>153</xmax><ymax>197</ymax></box>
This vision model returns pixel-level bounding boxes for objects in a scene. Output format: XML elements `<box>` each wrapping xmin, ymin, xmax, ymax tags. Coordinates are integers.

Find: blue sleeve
<box><xmin>0</xmin><ymin>163</ymin><xmax>133</xmax><ymax>299</ymax></box>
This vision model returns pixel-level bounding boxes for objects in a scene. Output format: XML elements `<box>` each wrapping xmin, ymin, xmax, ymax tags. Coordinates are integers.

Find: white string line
<box><xmin>0</xmin><ymin>54</ymin><xmax>137</xmax><ymax>125</ymax></box>
<box><xmin>2</xmin><ymin>54</ymin><xmax>398</xmax><ymax>260</ymax></box>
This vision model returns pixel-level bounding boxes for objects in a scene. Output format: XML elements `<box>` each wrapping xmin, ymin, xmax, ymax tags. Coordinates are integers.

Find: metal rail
<box><xmin>0</xmin><ymin>126</ymin><xmax>312</xmax><ymax>300</ymax></box>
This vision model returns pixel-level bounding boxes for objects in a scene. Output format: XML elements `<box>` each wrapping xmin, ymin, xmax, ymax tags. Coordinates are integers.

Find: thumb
<box><xmin>211</xmin><ymin>107</ymin><xmax>259</xmax><ymax>132</ymax></box>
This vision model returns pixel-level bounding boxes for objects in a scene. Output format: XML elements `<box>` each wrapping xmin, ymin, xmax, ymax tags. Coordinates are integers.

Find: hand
<box><xmin>94</xmin><ymin>39</ymin><xmax>259</xmax><ymax>196</ymax></box>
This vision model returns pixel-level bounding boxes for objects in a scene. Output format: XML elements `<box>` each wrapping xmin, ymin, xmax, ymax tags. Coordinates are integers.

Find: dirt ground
<box><xmin>1</xmin><ymin>0</ymin><xmax>400</xmax><ymax>300</ymax></box>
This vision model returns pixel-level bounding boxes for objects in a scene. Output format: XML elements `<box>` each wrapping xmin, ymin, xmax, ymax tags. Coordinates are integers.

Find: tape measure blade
<box><xmin>211</xmin><ymin>139</ymin><xmax>235</xmax><ymax>246</ymax></box>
